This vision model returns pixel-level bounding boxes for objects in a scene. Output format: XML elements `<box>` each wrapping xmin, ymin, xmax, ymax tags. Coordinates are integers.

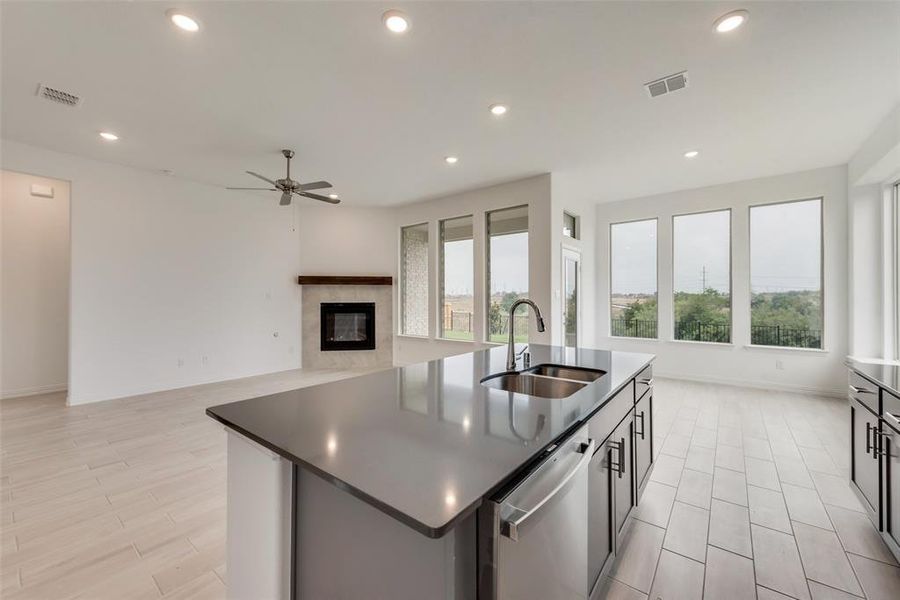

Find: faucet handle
<box><xmin>515</xmin><ymin>344</ymin><xmax>529</xmax><ymax>357</ymax></box>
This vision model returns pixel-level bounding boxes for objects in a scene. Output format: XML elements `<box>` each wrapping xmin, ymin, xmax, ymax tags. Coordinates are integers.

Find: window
<box><xmin>486</xmin><ymin>206</ymin><xmax>529</xmax><ymax>342</ymax></box>
<box><xmin>673</xmin><ymin>210</ymin><xmax>731</xmax><ymax>343</ymax></box>
<box><xmin>400</xmin><ymin>223</ymin><xmax>429</xmax><ymax>336</ymax></box>
<box><xmin>439</xmin><ymin>215</ymin><xmax>474</xmax><ymax>340</ymax></box>
<box><xmin>750</xmin><ymin>198</ymin><xmax>823</xmax><ymax>349</ymax></box>
<box><xmin>610</xmin><ymin>219</ymin><xmax>658</xmax><ymax>338</ymax></box>
<box><xmin>563</xmin><ymin>212</ymin><xmax>579</xmax><ymax>239</ymax></box>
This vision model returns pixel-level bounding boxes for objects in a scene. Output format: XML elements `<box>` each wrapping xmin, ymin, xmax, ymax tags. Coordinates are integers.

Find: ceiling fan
<box><xmin>227</xmin><ymin>149</ymin><xmax>340</xmax><ymax>206</ymax></box>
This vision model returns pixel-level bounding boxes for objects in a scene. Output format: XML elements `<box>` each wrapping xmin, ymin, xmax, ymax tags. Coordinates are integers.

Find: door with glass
<box><xmin>562</xmin><ymin>247</ymin><xmax>581</xmax><ymax>348</ymax></box>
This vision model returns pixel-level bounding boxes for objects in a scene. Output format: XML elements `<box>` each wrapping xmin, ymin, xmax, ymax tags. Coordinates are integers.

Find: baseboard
<box><xmin>1</xmin><ymin>383</ymin><xmax>68</xmax><ymax>400</ymax></box>
<box><xmin>653</xmin><ymin>370</ymin><xmax>845</xmax><ymax>399</ymax></box>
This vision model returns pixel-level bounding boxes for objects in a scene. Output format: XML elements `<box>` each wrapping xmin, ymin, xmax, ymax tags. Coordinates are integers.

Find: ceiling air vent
<box><xmin>645</xmin><ymin>71</ymin><xmax>688</xmax><ymax>98</ymax></box>
<box><xmin>35</xmin><ymin>84</ymin><xmax>82</xmax><ymax>107</ymax></box>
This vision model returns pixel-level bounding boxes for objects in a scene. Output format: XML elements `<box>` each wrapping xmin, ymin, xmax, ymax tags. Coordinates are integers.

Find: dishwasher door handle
<box><xmin>501</xmin><ymin>438</ymin><xmax>595</xmax><ymax>541</ymax></box>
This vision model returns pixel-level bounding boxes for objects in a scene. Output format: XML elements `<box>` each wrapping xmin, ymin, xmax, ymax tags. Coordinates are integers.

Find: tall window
<box><xmin>400</xmin><ymin>223</ymin><xmax>429</xmax><ymax>336</ymax></box>
<box><xmin>673</xmin><ymin>210</ymin><xmax>732</xmax><ymax>343</ymax></box>
<box><xmin>750</xmin><ymin>198</ymin><xmax>823</xmax><ymax>349</ymax></box>
<box><xmin>610</xmin><ymin>219</ymin><xmax>657</xmax><ymax>338</ymax></box>
<box><xmin>439</xmin><ymin>215</ymin><xmax>474</xmax><ymax>340</ymax></box>
<box><xmin>486</xmin><ymin>206</ymin><xmax>529</xmax><ymax>343</ymax></box>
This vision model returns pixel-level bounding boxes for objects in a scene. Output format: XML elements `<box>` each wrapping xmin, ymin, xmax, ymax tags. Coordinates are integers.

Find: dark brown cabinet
<box><xmin>851</xmin><ymin>396</ymin><xmax>881</xmax><ymax>523</ymax></box>
<box><xmin>612</xmin><ymin>411</ymin><xmax>635</xmax><ymax>545</ymax></box>
<box><xmin>634</xmin><ymin>392</ymin><xmax>653</xmax><ymax>498</ymax></box>
<box><xmin>587</xmin><ymin>438</ymin><xmax>613</xmax><ymax>595</ymax></box>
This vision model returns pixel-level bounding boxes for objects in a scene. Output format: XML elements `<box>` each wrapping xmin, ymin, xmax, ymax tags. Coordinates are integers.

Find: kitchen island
<box><xmin>207</xmin><ymin>344</ymin><xmax>655</xmax><ymax>600</ymax></box>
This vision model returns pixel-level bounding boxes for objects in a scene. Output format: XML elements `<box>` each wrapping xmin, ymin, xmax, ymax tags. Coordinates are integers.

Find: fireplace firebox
<box><xmin>320</xmin><ymin>303</ymin><xmax>376</xmax><ymax>351</ymax></box>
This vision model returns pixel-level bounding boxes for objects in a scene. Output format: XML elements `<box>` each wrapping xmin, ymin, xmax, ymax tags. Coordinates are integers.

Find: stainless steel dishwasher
<box><xmin>478</xmin><ymin>424</ymin><xmax>594</xmax><ymax>600</ymax></box>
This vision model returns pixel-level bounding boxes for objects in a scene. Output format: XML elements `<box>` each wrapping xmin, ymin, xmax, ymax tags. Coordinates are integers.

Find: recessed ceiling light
<box><xmin>714</xmin><ymin>9</ymin><xmax>748</xmax><ymax>33</ymax></box>
<box><xmin>382</xmin><ymin>10</ymin><xmax>410</xmax><ymax>34</ymax></box>
<box><xmin>167</xmin><ymin>9</ymin><xmax>200</xmax><ymax>32</ymax></box>
<box><xmin>444</xmin><ymin>156</ymin><xmax>458</xmax><ymax>164</ymax></box>
<box><xmin>328</xmin><ymin>194</ymin><xmax>339</xmax><ymax>200</ymax></box>
<box><xmin>684</xmin><ymin>150</ymin><xmax>699</xmax><ymax>158</ymax></box>
<box><xmin>489</xmin><ymin>104</ymin><xmax>508</xmax><ymax>116</ymax></box>
<box><xmin>99</xmin><ymin>132</ymin><xmax>119</xmax><ymax>141</ymax></box>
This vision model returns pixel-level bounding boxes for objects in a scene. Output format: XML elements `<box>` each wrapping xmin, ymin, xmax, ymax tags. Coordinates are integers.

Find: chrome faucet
<box><xmin>506</xmin><ymin>299</ymin><xmax>545</xmax><ymax>371</ymax></box>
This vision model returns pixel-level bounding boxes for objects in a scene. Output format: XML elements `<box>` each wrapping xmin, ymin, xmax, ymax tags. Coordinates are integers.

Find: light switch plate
<box><xmin>30</xmin><ymin>183</ymin><xmax>54</xmax><ymax>198</ymax></box>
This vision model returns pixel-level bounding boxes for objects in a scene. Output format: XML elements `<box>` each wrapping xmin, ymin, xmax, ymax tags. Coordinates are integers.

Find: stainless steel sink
<box><xmin>480</xmin><ymin>373</ymin><xmax>587</xmax><ymax>399</ymax></box>
<box><xmin>525</xmin><ymin>364</ymin><xmax>606</xmax><ymax>383</ymax></box>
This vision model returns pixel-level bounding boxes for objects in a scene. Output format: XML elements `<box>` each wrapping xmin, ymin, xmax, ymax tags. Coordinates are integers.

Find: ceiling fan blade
<box><xmin>298</xmin><ymin>191</ymin><xmax>340</xmax><ymax>204</ymax></box>
<box><xmin>226</xmin><ymin>187</ymin><xmax>277</xmax><ymax>191</ymax></box>
<box><xmin>280</xmin><ymin>191</ymin><xmax>293</xmax><ymax>206</ymax></box>
<box><xmin>246</xmin><ymin>171</ymin><xmax>278</xmax><ymax>185</ymax></box>
<box><xmin>297</xmin><ymin>180</ymin><xmax>332</xmax><ymax>191</ymax></box>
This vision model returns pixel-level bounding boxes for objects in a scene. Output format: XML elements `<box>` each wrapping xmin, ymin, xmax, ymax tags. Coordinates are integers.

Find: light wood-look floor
<box><xmin>0</xmin><ymin>368</ymin><xmax>375</xmax><ymax>600</ymax></box>
<box><xmin>3</xmin><ymin>375</ymin><xmax>899</xmax><ymax>599</ymax></box>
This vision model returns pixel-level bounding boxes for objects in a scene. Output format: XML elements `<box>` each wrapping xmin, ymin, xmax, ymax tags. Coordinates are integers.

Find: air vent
<box><xmin>645</xmin><ymin>71</ymin><xmax>688</xmax><ymax>98</ymax></box>
<box><xmin>35</xmin><ymin>84</ymin><xmax>82</xmax><ymax>107</ymax></box>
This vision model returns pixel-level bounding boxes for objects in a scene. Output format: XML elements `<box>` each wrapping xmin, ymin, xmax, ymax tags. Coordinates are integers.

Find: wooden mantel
<box><xmin>297</xmin><ymin>275</ymin><xmax>393</xmax><ymax>286</ymax></box>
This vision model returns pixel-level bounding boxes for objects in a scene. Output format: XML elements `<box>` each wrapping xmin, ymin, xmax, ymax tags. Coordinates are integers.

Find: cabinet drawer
<box><xmin>885</xmin><ymin>390</ymin><xmax>900</xmax><ymax>426</ymax></box>
<box><xmin>588</xmin><ymin>381</ymin><xmax>634</xmax><ymax>445</ymax></box>
<box><xmin>635</xmin><ymin>365</ymin><xmax>653</xmax><ymax>403</ymax></box>
<box><xmin>849</xmin><ymin>370</ymin><xmax>879</xmax><ymax>414</ymax></box>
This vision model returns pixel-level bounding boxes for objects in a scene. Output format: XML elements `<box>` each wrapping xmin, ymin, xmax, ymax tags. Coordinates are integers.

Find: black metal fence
<box><xmin>674</xmin><ymin>321</ymin><xmax>731</xmax><ymax>343</ymax></box>
<box><xmin>610</xmin><ymin>319</ymin><xmax>657</xmax><ymax>339</ymax></box>
<box><xmin>751</xmin><ymin>325</ymin><xmax>821</xmax><ymax>349</ymax></box>
<box><xmin>612</xmin><ymin>319</ymin><xmax>820</xmax><ymax>348</ymax></box>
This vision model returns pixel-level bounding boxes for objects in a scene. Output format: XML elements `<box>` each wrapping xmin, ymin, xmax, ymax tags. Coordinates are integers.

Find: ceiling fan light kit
<box><xmin>226</xmin><ymin>149</ymin><xmax>340</xmax><ymax>206</ymax></box>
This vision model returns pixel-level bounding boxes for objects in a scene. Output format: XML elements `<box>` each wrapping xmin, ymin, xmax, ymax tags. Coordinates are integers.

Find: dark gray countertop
<box><xmin>206</xmin><ymin>345</ymin><xmax>654</xmax><ymax>538</ymax></box>
<box><xmin>848</xmin><ymin>359</ymin><xmax>900</xmax><ymax>397</ymax></box>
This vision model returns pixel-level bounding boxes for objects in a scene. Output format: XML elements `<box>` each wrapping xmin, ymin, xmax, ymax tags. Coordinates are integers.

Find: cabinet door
<box><xmin>587</xmin><ymin>445</ymin><xmax>613</xmax><ymax>596</ymax></box>
<box><xmin>634</xmin><ymin>393</ymin><xmax>653</xmax><ymax>498</ymax></box>
<box><xmin>612</xmin><ymin>411</ymin><xmax>635</xmax><ymax>542</ymax></box>
<box><xmin>884</xmin><ymin>417</ymin><xmax>900</xmax><ymax>551</ymax></box>
<box><xmin>851</xmin><ymin>398</ymin><xmax>880</xmax><ymax>520</ymax></box>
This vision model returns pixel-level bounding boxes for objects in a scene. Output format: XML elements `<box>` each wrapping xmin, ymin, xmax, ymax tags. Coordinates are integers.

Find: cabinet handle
<box><xmin>866</xmin><ymin>422</ymin><xmax>873</xmax><ymax>455</ymax></box>
<box><xmin>610</xmin><ymin>438</ymin><xmax>626</xmax><ymax>478</ymax></box>
<box><xmin>639</xmin><ymin>378</ymin><xmax>654</xmax><ymax>386</ymax></box>
<box><xmin>636</xmin><ymin>411</ymin><xmax>646</xmax><ymax>439</ymax></box>
<box><xmin>850</xmin><ymin>384</ymin><xmax>874</xmax><ymax>395</ymax></box>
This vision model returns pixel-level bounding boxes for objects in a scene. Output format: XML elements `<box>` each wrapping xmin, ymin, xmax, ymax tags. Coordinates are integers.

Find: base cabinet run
<box><xmin>847</xmin><ymin>366</ymin><xmax>900</xmax><ymax>563</ymax></box>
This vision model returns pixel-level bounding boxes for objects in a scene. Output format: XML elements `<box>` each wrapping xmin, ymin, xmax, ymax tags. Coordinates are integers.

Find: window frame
<box><xmin>609</xmin><ymin>217</ymin><xmax>659</xmax><ymax>340</ymax></box>
<box><xmin>670</xmin><ymin>208</ymin><xmax>734</xmax><ymax>345</ymax></box>
<box><xmin>398</xmin><ymin>222</ymin><xmax>430</xmax><ymax>338</ymax></box>
<box><xmin>485</xmin><ymin>204</ymin><xmax>530</xmax><ymax>344</ymax></box>
<box><xmin>747</xmin><ymin>196</ymin><xmax>825</xmax><ymax>350</ymax></box>
<box><xmin>892</xmin><ymin>182</ymin><xmax>900</xmax><ymax>360</ymax></box>
<box><xmin>437</xmin><ymin>214</ymin><xmax>475</xmax><ymax>342</ymax></box>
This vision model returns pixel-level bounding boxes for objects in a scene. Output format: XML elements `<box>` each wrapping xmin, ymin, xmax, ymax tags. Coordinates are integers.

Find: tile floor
<box><xmin>2</xmin><ymin>375</ymin><xmax>899</xmax><ymax>599</ymax></box>
<box><xmin>603</xmin><ymin>378</ymin><xmax>900</xmax><ymax>600</ymax></box>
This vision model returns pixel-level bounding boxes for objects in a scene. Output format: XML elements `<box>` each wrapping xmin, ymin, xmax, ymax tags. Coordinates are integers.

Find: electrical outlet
<box><xmin>775</xmin><ymin>359</ymin><xmax>784</xmax><ymax>370</ymax></box>
<box><xmin>202</xmin><ymin>355</ymin><xmax>209</xmax><ymax>366</ymax></box>
<box><xmin>177</xmin><ymin>358</ymin><xmax>184</xmax><ymax>368</ymax></box>
<box><xmin>273</xmin><ymin>331</ymin><xmax>279</xmax><ymax>338</ymax></box>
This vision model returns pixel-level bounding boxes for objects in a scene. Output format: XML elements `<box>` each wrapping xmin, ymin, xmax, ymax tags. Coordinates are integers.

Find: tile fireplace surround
<box><xmin>299</xmin><ymin>277</ymin><xmax>393</xmax><ymax>369</ymax></box>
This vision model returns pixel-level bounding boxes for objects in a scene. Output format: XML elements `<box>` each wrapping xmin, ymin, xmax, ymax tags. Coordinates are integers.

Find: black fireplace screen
<box><xmin>320</xmin><ymin>303</ymin><xmax>376</xmax><ymax>351</ymax></box>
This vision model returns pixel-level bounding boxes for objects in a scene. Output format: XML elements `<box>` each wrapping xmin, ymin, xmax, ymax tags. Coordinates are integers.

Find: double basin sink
<box><xmin>481</xmin><ymin>364</ymin><xmax>606</xmax><ymax>399</ymax></box>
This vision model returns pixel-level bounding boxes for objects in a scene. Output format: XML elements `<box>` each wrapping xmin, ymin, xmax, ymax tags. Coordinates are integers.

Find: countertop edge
<box><xmin>846</xmin><ymin>360</ymin><xmax>900</xmax><ymax>397</ymax></box>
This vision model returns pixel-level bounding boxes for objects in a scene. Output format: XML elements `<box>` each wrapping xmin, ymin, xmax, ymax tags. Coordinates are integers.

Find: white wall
<box><xmin>297</xmin><ymin>203</ymin><xmax>396</xmax><ymax>276</ymax></box>
<box><xmin>847</xmin><ymin>104</ymin><xmax>900</xmax><ymax>361</ymax></box>
<box><xmin>1</xmin><ymin>170</ymin><xmax>70</xmax><ymax>398</ymax></box>
<box><xmin>595</xmin><ymin>166</ymin><xmax>849</xmax><ymax>396</ymax></box>
<box><xmin>392</xmin><ymin>175</ymin><xmax>553</xmax><ymax>365</ymax></box>
<box><xmin>1</xmin><ymin>140</ymin><xmax>303</xmax><ymax>404</ymax></box>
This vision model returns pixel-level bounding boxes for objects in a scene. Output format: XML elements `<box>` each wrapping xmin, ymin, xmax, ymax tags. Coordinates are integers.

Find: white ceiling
<box><xmin>2</xmin><ymin>1</ymin><xmax>898</xmax><ymax>207</ymax></box>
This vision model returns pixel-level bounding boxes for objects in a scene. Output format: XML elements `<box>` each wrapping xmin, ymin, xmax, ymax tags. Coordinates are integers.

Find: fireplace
<box><xmin>320</xmin><ymin>302</ymin><xmax>376</xmax><ymax>351</ymax></box>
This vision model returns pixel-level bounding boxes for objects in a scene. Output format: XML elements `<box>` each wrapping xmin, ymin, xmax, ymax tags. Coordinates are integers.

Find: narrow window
<box><xmin>673</xmin><ymin>210</ymin><xmax>732</xmax><ymax>343</ymax></box>
<box><xmin>750</xmin><ymin>198</ymin><xmax>823</xmax><ymax>349</ymax></box>
<box><xmin>399</xmin><ymin>223</ymin><xmax>429</xmax><ymax>336</ymax></box>
<box><xmin>439</xmin><ymin>216</ymin><xmax>474</xmax><ymax>340</ymax></box>
<box><xmin>563</xmin><ymin>212</ymin><xmax>579</xmax><ymax>239</ymax></box>
<box><xmin>610</xmin><ymin>219</ymin><xmax>658</xmax><ymax>339</ymax></box>
<box><xmin>486</xmin><ymin>206</ymin><xmax>529</xmax><ymax>342</ymax></box>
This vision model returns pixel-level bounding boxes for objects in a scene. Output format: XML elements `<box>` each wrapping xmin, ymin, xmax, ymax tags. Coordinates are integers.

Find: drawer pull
<box><xmin>850</xmin><ymin>384</ymin><xmax>874</xmax><ymax>395</ymax></box>
<box><xmin>639</xmin><ymin>378</ymin><xmax>654</xmax><ymax>386</ymax></box>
